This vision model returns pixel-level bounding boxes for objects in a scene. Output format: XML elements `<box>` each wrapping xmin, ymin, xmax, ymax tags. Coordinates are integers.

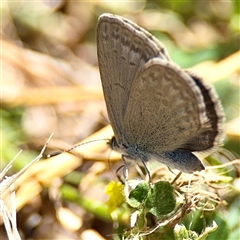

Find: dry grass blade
<box><xmin>0</xmin><ymin>134</ymin><xmax>53</xmax><ymax>240</ymax></box>
<box><xmin>0</xmin><ymin>133</ymin><xmax>53</xmax><ymax>195</ymax></box>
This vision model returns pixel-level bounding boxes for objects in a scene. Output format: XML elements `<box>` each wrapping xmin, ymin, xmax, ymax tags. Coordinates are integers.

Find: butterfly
<box><xmin>96</xmin><ymin>13</ymin><xmax>224</xmax><ymax>174</ymax></box>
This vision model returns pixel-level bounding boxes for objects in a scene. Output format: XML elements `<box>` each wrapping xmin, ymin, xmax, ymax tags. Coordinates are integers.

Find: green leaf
<box><xmin>145</xmin><ymin>181</ymin><xmax>176</xmax><ymax>217</ymax></box>
<box><xmin>174</xmin><ymin>222</ymin><xmax>218</xmax><ymax>240</ymax></box>
<box><xmin>198</xmin><ymin>221</ymin><xmax>218</xmax><ymax>240</ymax></box>
<box><xmin>128</xmin><ymin>182</ymin><xmax>150</xmax><ymax>208</ymax></box>
<box><xmin>174</xmin><ymin>224</ymin><xmax>189</xmax><ymax>239</ymax></box>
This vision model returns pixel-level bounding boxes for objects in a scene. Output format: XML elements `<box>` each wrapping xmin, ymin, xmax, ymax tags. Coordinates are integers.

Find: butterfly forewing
<box><xmin>97</xmin><ymin>14</ymin><xmax>170</xmax><ymax>143</ymax></box>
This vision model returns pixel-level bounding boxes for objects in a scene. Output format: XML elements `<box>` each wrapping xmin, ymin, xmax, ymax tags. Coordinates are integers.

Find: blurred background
<box><xmin>1</xmin><ymin>1</ymin><xmax>239</xmax><ymax>239</ymax></box>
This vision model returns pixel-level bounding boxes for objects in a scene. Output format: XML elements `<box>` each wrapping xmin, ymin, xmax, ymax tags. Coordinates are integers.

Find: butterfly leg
<box><xmin>116</xmin><ymin>165</ymin><xmax>126</xmax><ymax>184</ymax></box>
<box><xmin>141</xmin><ymin>160</ymin><xmax>153</xmax><ymax>186</ymax></box>
<box><xmin>170</xmin><ymin>171</ymin><xmax>182</xmax><ymax>185</ymax></box>
<box><xmin>122</xmin><ymin>155</ymin><xmax>130</xmax><ymax>181</ymax></box>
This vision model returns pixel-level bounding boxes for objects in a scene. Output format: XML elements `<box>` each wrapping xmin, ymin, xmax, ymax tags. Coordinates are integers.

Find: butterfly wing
<box><xmin>122</xmin><ymin>59</ymin><xmax>224</xmax><ymax>153</ymax></box>
<box><xmin>97</xmin><ymin>14</ymin><xmax>169</xmax><ymax>143</ymax></box>
<box><xmin>179</xmin><ymin>72</ymin><xmax>224</xmax><ymax>151</ymax></box>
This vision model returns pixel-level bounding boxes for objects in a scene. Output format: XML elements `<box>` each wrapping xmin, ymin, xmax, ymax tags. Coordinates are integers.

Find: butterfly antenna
<box><xmin>47</xmin><ymin>139</ymin><xmax>109</xmax><ymax>158</ymax></box>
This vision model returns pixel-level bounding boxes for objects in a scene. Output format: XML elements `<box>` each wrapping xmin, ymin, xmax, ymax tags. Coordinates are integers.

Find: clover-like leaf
<box><xmin>145</xmin><ymin>181</ymin><xmax>176</xmax><ymax>217</ymax></box>
<box><xmin>128</xmin><ymin>182</ymin><xmax>150</xmax><ymax>208</ymax></box>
